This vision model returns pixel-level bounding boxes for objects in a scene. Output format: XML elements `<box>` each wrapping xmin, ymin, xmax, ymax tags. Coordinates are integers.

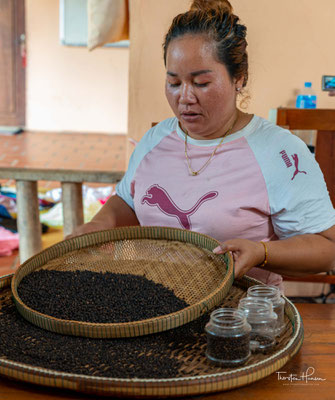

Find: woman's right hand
<box><xmin>65</xmin><ymin>221</ymin><xmax>109</xmax><ymax>239</ymax></box>
<box><xmin>65</xmin><ymin>195</ymin><xmax>140</xmax><ymax>240</ymax></box>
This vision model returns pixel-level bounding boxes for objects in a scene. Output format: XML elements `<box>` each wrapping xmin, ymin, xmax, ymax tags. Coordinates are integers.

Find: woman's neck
<box><xmin>179</xmin><ymin>110</ymin><xmax>254</xmax><ymax>141</ymax></box>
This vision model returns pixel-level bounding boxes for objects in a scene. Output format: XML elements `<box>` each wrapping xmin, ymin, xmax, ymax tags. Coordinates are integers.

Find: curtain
<box><xmin>87</xmin><ymin>0</ymin><xmax>129</xmax><ymax>51</ymax></box>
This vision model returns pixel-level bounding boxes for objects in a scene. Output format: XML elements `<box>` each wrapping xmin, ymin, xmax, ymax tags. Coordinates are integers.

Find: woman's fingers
<box><xmin>213</xmin><ymin>245</ymin><xmax>224</xmax><ymax>254</ymax></box>
<box><xmin>213</xmin><ymin>243</ymin><xmax>239</xmax><ymax>254</ymax></box>
<box><xmin>213</xmin><ymin>239</ymin><xmax>266</xmax><ymax>279</ymax></box>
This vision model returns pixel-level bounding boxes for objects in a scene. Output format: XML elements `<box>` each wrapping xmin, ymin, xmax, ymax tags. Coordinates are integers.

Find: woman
<box><xmin>69</xmin><ymin>0</ymin><xmax>335</xmax><ymax>288</ymax></box>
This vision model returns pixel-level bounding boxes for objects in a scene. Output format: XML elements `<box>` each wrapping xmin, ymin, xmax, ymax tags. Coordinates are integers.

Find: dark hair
<box><xmin>163</xmin><ymin>0</ymin><xmax>248</xmax><ymax>87</ymax></box>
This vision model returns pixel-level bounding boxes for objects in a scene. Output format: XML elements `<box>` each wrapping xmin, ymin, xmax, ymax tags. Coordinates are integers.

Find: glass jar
<box><xmin>205</xmin><ymin>308</ymin><xmax>251</xmax><ymax>367</ymax></box>
<box><xmin>238</xmin><ymin>297</ymin><xmax>277</xmax><ymax>353</ymax></box>
<box><xmin>247</xmin><ymin>285</ymin><xmax>285</xmax><ymax>336</ymax></box>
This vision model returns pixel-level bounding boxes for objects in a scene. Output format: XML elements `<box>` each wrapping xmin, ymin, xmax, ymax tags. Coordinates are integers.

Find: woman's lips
<box><xmin>181</xmin><ymin>113</ymin><xmax>201</xmax><ymax>122</ymax></box>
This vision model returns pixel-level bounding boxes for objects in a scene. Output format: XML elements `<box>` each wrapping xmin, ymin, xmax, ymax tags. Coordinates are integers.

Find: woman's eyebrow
<box><xmin>166</xmin><ymin>69</ymin><xmax>212</xmax><ymax>77</ymax></box>
<box><xmin>190</xmin><ymin>69</ymin><xmax>212</xmax><ymax>76</ymax></box>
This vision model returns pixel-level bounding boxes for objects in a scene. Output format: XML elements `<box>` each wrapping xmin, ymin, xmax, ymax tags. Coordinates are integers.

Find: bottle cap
<box><xmin>304</xmin><ymin>82</ymin><xmax>312</xmax><ymax>88</ymax></box>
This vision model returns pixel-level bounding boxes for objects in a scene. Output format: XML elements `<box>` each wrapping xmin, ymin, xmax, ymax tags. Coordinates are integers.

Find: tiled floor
<box><xmin>0</xmin><ymin>130</ymin><xmax>127</xmax><ymax>275</ymax></box>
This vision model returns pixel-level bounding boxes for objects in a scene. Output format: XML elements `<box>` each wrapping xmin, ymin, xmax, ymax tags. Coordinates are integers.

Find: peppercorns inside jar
<box><xmin>238</xmin><ymin>297</ymin><xmax>277</xmax><ymax>353</ymax></box>
<box><xmin>205</xmin><ymin>308</ymin><xmax>251</xmax><ymax>367</ymax></box>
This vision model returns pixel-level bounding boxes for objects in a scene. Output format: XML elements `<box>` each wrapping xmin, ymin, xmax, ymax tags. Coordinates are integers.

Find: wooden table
<box><xmin>0</xmin><ymin>131</ymin><xmax>125</xmax><ymax>262</ymax></box>
<box><xmin>0</xmin><ymin>303</ymin><xmax>334</xmax><ymax>400</ymax></box>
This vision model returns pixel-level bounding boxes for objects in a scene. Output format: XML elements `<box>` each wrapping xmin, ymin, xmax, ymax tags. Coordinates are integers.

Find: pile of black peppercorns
<box><xmin>17</xmin><ymin>270</ymin><xmax>190</xmax><ymax>323</ymax></box>
<box><xmin>0</xmin><ymin>289</ymin><xmax>208</xmax><ymax>378</ymax></box>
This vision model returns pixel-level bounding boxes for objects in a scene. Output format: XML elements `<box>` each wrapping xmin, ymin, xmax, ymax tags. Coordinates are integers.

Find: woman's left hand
<box><xmin>213</xmin><ymin>239</ymin><xmax>265</xmax><ymax>278</ymax></box>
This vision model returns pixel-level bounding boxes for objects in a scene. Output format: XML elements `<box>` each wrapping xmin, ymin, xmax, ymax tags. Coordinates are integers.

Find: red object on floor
<box><xmin>0</xmin><ymin>226</ymin><xmax>19</xmax><ymax>256</ymax></box>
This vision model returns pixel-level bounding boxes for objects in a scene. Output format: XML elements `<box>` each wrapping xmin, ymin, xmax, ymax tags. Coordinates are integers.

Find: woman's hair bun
<box><xmin>190</xmin><ymin>0</ymin><xmax>233</xmax><ymax>14</ymax></box>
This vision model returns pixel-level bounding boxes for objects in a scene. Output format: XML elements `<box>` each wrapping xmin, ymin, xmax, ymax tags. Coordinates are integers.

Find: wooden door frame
<box><xmin>0</xmin><ymin>0</ymin><xmax>25</xmax><ymax>126</ymax></box>
<box><xmin>16</xmin><ymin>0</ymin><xmax>26</xmax><ymax>126</ymax></box>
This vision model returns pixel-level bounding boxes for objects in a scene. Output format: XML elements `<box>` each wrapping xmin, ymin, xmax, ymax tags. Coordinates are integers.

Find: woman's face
<box><xmin>165</xmin><ymin>34</ymin><xmax>243</xmax><ymax>140</ymax></box>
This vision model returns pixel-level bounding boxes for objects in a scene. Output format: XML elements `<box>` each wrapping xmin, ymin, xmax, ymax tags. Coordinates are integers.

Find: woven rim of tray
<box><xmin>0</xmin><ymin>274</ymin><xmax>303</xmax><ymax>397</ymax></box>
<box><xmin>11</xmin><ymin>226</ymin><xmax>234</xmax><ymax>338</ymax></box>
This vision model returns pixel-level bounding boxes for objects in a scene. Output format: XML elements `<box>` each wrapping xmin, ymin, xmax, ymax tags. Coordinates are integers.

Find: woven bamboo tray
<box><xmin>0</xmin><ymin>274</ymin><xmax>303</xmax><ymax>397</ymax></box>
<box><xmin>11</xmin><ymin>226</ymin><xmax>234</xmax><ymax>338</ymax></box>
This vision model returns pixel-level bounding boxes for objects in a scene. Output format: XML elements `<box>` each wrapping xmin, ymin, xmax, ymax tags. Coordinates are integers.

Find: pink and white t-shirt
<box><xmin>116</xmin><ymin>115</ymin><xmax>335</xmax><ymax>287</ymax></box>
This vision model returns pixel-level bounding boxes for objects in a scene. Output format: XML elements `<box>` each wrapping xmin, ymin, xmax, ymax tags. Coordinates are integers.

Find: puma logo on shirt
<box><xmin>291</xmin><ymin>153</ymin><xmax>307</xmax><ymax>180</ymax></box>
<box><xmin>141</xmin><ymin>184</ymin><xmax>218</xmax><ymax>229</ymax></box>
<box><xmin>280</xmin><ymin>150</ymin><xmax>307</xmax><ymax>180</ymax></box>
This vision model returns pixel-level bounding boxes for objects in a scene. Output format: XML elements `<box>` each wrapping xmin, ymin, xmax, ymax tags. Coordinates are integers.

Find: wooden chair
<box><xmin>276</xmin><ymin>108</ymin><xmax>335</xmax><ymax>301</ymax></box>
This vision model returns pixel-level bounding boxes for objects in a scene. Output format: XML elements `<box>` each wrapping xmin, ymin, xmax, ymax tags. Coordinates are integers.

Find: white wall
<box><xmin>25</xmin><ymin>0</ymin><xmax>129</xmax><ymax>134</ymax></box>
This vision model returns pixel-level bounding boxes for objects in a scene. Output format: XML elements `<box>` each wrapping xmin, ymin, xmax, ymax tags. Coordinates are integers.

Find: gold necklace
<box><xmin>184</xmin><ymin>116</ymin><xmax>238</xmax><ymax>176</ymax></box>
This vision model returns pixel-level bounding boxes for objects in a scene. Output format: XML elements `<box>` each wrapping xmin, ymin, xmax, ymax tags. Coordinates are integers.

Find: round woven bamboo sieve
<box><xmin>0</xmin><ymin>274</ymin><xmax>304</xmax><ymax>397</ymax></box>
<box><xmin>11</xmin><ymin>226</ymin><xmax>234</xmax><ymax>338</ymax></box>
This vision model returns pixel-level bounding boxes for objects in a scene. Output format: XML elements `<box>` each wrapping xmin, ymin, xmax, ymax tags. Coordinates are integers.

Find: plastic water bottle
<box><xmin>296</xmin><ymin>82</ymin><xmax>317</xmax><ymax>109</ymax></box>
<box><xmin>295</xmin><ymin>82</ymin><xmax>317</xmax><ymax>152</ymax></box>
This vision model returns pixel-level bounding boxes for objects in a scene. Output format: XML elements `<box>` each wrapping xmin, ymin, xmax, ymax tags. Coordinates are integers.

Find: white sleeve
<box><xmin>248</xmin><ymin>125</ymin><xmax>335</xmax><ymax>239</ymax></box>
<box><xmin>115</xmin><ymin>148</ymin><xmax>138</xmax><ymax>210</ymax></box>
